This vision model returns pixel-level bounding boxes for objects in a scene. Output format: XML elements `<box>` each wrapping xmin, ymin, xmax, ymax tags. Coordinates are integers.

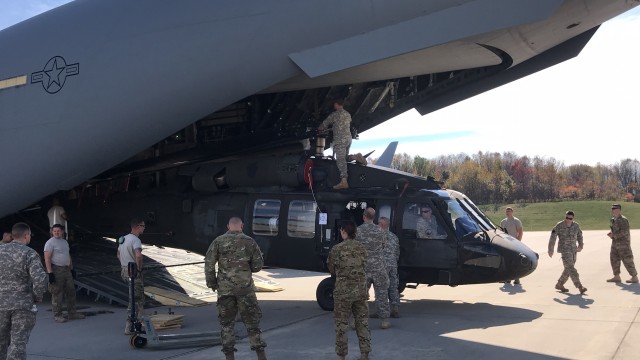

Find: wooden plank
<box><xmin>149</xmin><ymin>314</ymin><xmax>184</xmax><ymax>331</ymax></box>
<box><xmin>144</xmin><ymin>286</ymin><xmax>208</xmax><ymax>307</ymax></box>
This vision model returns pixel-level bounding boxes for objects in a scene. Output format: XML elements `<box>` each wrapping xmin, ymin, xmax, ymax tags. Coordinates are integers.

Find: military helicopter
<box><xmin>68</xmin><ymin>140</ymin><xmax>538</xmax><ymax>311</ymax></box>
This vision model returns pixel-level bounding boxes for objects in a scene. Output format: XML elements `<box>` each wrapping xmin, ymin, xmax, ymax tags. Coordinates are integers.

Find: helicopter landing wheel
<box><xmin>316</xmin><ymin>276</ymin><xmax>335</xmax><ymax>311</ymax></box>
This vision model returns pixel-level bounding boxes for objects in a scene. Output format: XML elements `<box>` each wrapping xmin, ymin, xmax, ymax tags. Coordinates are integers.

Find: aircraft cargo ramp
<box><xmin>69</xmin><ymin>237</ymin><xmax>282</xmax><ymax>308</ymax></box>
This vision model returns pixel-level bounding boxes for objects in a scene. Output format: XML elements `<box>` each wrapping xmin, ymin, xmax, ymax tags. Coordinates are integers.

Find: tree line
<box><xmin>384</xmin><ymin>152</ymin><xmax>640</xmax><ymax>205</ymax></box>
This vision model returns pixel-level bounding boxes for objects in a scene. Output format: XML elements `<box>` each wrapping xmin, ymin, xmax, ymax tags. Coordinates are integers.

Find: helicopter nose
<box><xmin>519</xmin><ymin>253</ymin><xmax>529</xmax><ymax>266</ymax></box>
<box><xmin>519</xmin><ymin>251</ymin><xmax>539</xmax><ymax>271</ymax></box>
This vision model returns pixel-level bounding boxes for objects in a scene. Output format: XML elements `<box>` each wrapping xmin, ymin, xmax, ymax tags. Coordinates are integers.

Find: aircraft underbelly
<box><xmin>266</xmin><ymin>41</ymin><xmax>501</xmax><ymax>93</ymax></box>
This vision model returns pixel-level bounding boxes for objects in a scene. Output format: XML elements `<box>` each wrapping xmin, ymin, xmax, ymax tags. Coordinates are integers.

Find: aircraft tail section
<box><xmin>375</xmin><ymin>141</ymin><xmax>398</xmax><ymax>168</ymax></box>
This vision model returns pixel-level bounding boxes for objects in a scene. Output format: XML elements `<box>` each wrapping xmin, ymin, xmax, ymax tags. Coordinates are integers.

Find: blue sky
<box><xmin>350</xmin><ymin>7</ymin><xmax>640</xmax><ymax>166</ymax></box>
<box><xmin>2</xmin><ymin>1</ymin><xmax>639</xmax><ymax>166</ymax></box>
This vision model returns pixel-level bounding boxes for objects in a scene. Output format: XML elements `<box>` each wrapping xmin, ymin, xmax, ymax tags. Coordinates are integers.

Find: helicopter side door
<box><xmin>399</xmin><ymin>201</ymin><xmax>457</xmax><ymax>269</ymax></box>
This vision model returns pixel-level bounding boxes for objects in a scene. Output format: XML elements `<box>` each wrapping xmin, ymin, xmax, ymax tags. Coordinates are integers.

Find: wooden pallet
<box><xmin>149</xmin><ymin>314</ymin><xmax>184</xmax><ymax>330</ymax></box>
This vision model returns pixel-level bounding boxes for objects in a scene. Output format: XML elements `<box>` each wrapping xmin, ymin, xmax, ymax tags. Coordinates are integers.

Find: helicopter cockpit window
<box><xmin>402</xmin><ymin>203</ymin><xmax>446</xmax><ymax>239</ymax></box>
<box><xmin>252</xmin><ymin>199</ymin><xmax>280</xmax><ymax>236</ymax></box>
<box><xmin>446</xmin><ymin>200</ymin><xmax>482</xmax><ymax>238</ymax></box>
<box><xmin>287</xmin><ymin>200</ymin><xmax>317</xmax><ymax>238</ymax></box>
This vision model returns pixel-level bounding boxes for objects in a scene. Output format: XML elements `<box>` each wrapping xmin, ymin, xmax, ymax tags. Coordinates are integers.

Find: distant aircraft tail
<box><xmin>374</xmin><ymin>141</ymin><xmax>398</xmax><ymax>168</ymax></box>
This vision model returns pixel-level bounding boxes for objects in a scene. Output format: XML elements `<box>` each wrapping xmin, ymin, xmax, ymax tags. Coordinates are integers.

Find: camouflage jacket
<box><xmin>320</xmin><ymin>109</ymin><xmax>351</xmax><ymax>146</ymax></box>
<box><xmin>356</xmin><ymin>223</ymin><xmax>386</xmax><ymax>273</ymax></box>
<box><xmin>548</xmin><ymin>221</ymin><xmax>583</xmax><ymax>254</ymax></box>
<box><xmin>328</xmin><ymin>238</ymin><xmax>367</xmax><ymax>301</ymax></box>
<box><xmin>204</xmin><ymin>230</ymin><xmax>264</xmax><ymax>296</ymax></box>
<box><xmin>610</xmin><ymin>215</ymin><xmax>631</xmax><ymax>244</ymax></box>
<box><xmin>417</xmin><ymin>216</ymin><xmax>446</xmax><ymax>239</ymax></box>
<box><xmin>0</xmin><ymin>241</ymin><xmax>48</xmax><ymax>311</ymax></box>
<box><xmin>383</xmin><ymin>230</ymin><xmax>400</xmax><ymax>269</ymax></box>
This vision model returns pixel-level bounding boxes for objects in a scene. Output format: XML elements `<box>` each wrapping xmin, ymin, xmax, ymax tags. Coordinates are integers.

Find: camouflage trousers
<box><xmin>333</xmin><ymin>138</ymin><xmax>352</xmax><ymax>179</ymax></box>
<box><xmin>558</xmin><ymin>251</ymin><xmax>582</xmax><ymax>288</ymax></box>
<box><xmin>610</xmin><ymin>243</ymin><xmax>638</xmax><ymax>276</ymax></box>
<box><xmin>365</xmin><ymin>269</ymin><xmax>390</xmax><ymax>318</ymax></box>
<box><xmin>387</xmin><ymin>265</ymin><xmax>400</xmax><ymax>306</ymax></box>
<box><xmin>120</xmin><ymin>267</ymin><xmax>144</xmax><ymax>321</ymax></box>
<box><xmin>0</xmin><ymin>309</ymin><xmax>36</xmax><ymax>360</ymax></box>
<box><xmin>49</xmin><ymin>265</ymin><xmax>77</xmax><ymax>317</ymax></box>
<box><xmin>333</xmin><ymin>298</ymin><xmax>371</xmax><ymax>356</ymax></box>
<box><xmin>217</xmin><ymin>292</ymin><xmax>266</xmax><ymax>354</ymax></box>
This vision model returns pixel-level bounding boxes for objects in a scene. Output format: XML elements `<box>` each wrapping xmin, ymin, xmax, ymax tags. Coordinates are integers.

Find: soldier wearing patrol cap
<box><xmin>317</xmin><ymin>100</ymin><xmax>367</xmax><ymax>190</ymax></box>
<box><xmin>606</xmin><ymin>204</ymin><xmax>638</xmax><ymax>283</ymax></box>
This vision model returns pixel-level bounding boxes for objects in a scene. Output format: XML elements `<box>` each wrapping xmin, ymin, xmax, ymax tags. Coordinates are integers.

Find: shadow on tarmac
<box><xmin>250</xmin><ymin>298</ymin><xmax>560</xmax><ymax>360</ymax></box>
<box><xmin>553</xmin><ymin>294</ymin><xmax>595</xmax><ymax>309</ymax></box>
<box><xmin>498</xmin><ymin>282</ymin><xmax>527</xmax><ymax>295</ymax></box>
<box><xmin>615</xmin><ymin>282</ymin><xmax>640</xmax><ymax>295</ymax></box>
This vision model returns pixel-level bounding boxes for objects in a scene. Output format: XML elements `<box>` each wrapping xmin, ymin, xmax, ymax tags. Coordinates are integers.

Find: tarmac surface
<box><xmin>25</xmin><ymin>230</ymin><xmax>640</xmax><ymax>360</ymax></box>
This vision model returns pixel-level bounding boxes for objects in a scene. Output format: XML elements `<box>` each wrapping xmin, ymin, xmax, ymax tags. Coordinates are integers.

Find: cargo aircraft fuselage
<box><xmin>1</xmin><ymin>0</ymin><xmax>638</xmax><ymax>219</ymax></box>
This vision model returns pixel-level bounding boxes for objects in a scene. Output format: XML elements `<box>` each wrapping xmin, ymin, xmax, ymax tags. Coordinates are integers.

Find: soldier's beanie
<box><xmin>612</xmin><ymin>204</ymin><xmax>622</xmax><ymax>209</ymax></box>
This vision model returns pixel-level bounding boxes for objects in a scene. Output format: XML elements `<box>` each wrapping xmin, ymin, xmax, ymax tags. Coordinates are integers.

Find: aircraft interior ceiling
<box><xmin>98</xmin><ymin>56</ymin><xmax>511</xmax><ymax>180</ymax></box>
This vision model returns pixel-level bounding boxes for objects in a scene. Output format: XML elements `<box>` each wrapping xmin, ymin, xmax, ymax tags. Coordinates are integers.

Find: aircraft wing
<box><xmin>289</xmin><ymin>0</ymin><xmax>562</xmax><ymax>78</ymax></box>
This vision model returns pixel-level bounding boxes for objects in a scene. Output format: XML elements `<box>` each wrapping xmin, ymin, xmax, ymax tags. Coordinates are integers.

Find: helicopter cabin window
<box><xmin>287</xmin><ymin>200</ymin><xmax>317</xmax><ymax>238</ymax></box>
<box><xmin>252</xmin><ymin>199</ymin><xmax>280</xmax><ymax>236</ymax></box>
<box><xmin>377</xmin><ymin>205</ymin><xmax>392</xmax><ymax>222</ymax></box>
<box><xmin>402</xmin><ymin>202</ymin><xmax>447</xmax><ymax>239</ymax></box>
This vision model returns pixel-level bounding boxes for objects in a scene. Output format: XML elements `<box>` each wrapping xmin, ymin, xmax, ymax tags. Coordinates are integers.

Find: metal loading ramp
<box><xmin>71</xmin><ymin>237</ymin><xmax>281</xmax><ymax>307</ymax></box>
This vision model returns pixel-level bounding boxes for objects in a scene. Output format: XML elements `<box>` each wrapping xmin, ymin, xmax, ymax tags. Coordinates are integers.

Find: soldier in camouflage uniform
<box><xmin>379</xmin><ymin>217</ymin><xmax>401</xmax><ymax>318</ymax></box>
<box><xmin>0</xmin><ymin>222</ymin><xmax>48</xmax><ymax>360</ymax></box>
<box><xmin>328</xmin><ymin>220</ymin><xmax>371</xmax><ymax>360</ymax></box>
<box><xmin>1</xmin><ymin>231</ymin><xmax>11</xmax><ymax>244</ymax></box>
<box><xmin>606</xmin><ymin>204</ymin><xmax>638</xmax><ymax>283</ymax></box>
<box><xmin>416</xmin><ymin>206</ymin><xmax>446</xmax><ymax>239</ymax></box>
<box><xmin>356</xmin><ymin>208</ymin><xmax>391</xmax><ymax>329</ymax></box>
<box><xmin>318</xmin><ymin>100</ymin><xmax>366</xmax><ymax>190</ymax></box>
<box><xmin>548</xmin><ymin>211</ymin><xmax>587</xmax><ymax>294</ymax></box>
<box><xmin>205</xmin><ymin>217</ymin><xmax>267</xmax><ymax>360</ymax></box>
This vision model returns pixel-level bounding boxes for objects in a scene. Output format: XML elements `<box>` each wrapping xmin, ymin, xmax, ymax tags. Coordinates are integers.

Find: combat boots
<box><xmin>333</xmin><ymin>178</ymin><xmax>349</xmax><ymax>189</ymax></box>
<box><xmin>360</xmin><ymin>352</ymin><xmax>370</xmax><ymax>360</ymax></box>
<box><xmin>224</xmin><ymin>352</ymin><xmax>235</xmax><ymax>360</ymax></box>
<box><xmin>256</xmin><ymin>349</ymin><xmax>267</xmax><ymax>360</ymax></box>
<box><xmin>391</xmin><ymin>305</ymin><xmax>400</xmax><ymax>318</ymax></box>
<box><xmin>579</xmin><ymin>286</ymin><xmax>588</xmax><ymax>294</ymax></box>
<box><xmin>626</xmin><ymin>275</ymin><xmax>639</xmax><ymax>283</ymax></box>
<box><xmin>555</xmin><ymin>282</ymin><xmax>569</xmax><ymax>293</ymax></box>
<box><xmin>606</xmin><ymin>275</ymin><xmax>621</xmax><ymax>283</ymax></box>
<box><xmin>380</xmin><ymin>318</ymin><xmax>391</xmax><ymax>329</ymax></box>
<box><xmin>337</xmin><ymin>355</ymin><xmax>346</xmax><ymax>360</ymax></box>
